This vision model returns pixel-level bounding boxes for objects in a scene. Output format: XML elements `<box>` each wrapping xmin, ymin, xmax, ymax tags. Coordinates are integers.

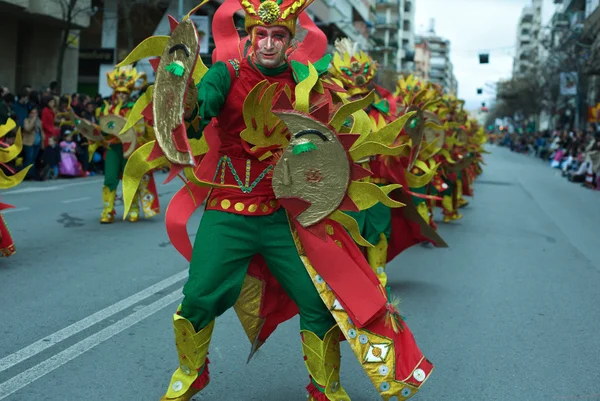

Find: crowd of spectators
<box><xmin>495</xmin><ymin>125</ymin><xmax>600</xmax><ymax>190</ymax></box>
<box><xmin>0</xmin><ymin>82</ymin><xmax>105</xmax><ymax>181</ymax></box>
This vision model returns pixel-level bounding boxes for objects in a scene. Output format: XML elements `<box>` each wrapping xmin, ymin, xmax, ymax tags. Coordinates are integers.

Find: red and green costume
<box><xmin>329</xmin><ymin>41</ymin><xmax>446</xmax><ymax>287</ymax></box>
<box><xmin>120</xmin><ymin>2</ymin><xmax>433</xmax><ymax>400</ymax></box>
<box><xmin>1</xmin><ymin>118</ymin><xmax>30</xmax><ymax>257</ymax></box>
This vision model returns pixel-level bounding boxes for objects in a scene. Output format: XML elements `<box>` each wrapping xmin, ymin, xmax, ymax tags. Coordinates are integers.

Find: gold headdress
<box><xmin>107</xmin><ymin>65</ymin><xmax>147</xmax><ymax>94</ymax></box>
<box><xmin>239</xmin><ymin>0</ymin><xmax>314</xmax><ymax>35</ymax></box>
<box><xmin>330</xmin><ymin>38</ymin><xmax>377</xmax><ymax>97</ymax></box>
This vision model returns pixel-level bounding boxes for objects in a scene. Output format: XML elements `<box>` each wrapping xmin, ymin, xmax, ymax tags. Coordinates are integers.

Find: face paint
<box><xmin>115</xmin><ymin>92</ymin><xmax>129</xmax><ymax>104</ymax></box>
<box><xmin>252</xmin><ymin>26</ymin><xmax>291</xmax><ymax>69</ymax></box>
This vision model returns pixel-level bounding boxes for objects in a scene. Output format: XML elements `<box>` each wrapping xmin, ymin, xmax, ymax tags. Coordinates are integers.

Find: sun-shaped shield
<box><xmin>99</xmin><ymin>114</ymin><xmax>138</xmax><ymax>158</ymax></box>
<box><xmin>272</xmin><ymin>112</ymin><xmax>351</xmax><ymax>228</ymax></box>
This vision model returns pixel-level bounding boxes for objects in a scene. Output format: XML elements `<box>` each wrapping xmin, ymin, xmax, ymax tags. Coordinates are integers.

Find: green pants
<box><xmin>411</xmin><ymin>185</ymin><xmax>428</xmax><ymax>206</ymax></box>
<box><xmin>346</xmin><ymin>201</ymin><xmax>392</xmax><ymax>246</ymax></box>
<box><xmin>180</xmin><ymin>209</ymin><xmax>336</xmax><ymax>339</ymax></box>
<box><xmin>104</xmin><ymin>143</ymin><xmax>125</xmax><ymax>191</ymax></box>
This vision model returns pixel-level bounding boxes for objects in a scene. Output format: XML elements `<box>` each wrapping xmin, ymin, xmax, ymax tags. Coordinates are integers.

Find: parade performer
<box><xmin>329</xmin><ymin>39</ymin><xmax>446</xmax><ymax>286</ymax></box>
<box><xmin>1</xmin><ymin>119</ymin><xmax>30</xmax><ymax>257</ymax></box>
<box><xmin>87</xmin><ymin>66</ymin><xmax>160</xmax><ymax>223</ymax></box>
<box><xmin>119</xmin><ymin>1</ymin><xmax>433</xmax><ymax>400</ymax></box>
<box><xmin>425</xmin><ymin>95</ymin><xmax>469</xmax><ymax>223</ymax></box>
<box><xmin>392</xmin><ymin>74</ymin><xmax>450</xmax><ymax>233</ymax></box>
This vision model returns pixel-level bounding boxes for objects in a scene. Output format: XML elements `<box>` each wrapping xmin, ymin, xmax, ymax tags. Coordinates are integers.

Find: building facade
<box><xmin>0</xmin><ymin>0</ymin><xmax>91</xmax><ymax>94</ymax></box>
<box><xmin>512</xmin><ymin>0</ymin><xmax>542</xmax><ymax>77</ymax></box>
<box><xmin>370</xmin><ymin>0</ymin><xmax>415</xmax><ymax>73</ymax></box>
<box><xmin>415</xmin><ymin>31</ymin><xmax>457</xmax><ymax>95</ymax></box>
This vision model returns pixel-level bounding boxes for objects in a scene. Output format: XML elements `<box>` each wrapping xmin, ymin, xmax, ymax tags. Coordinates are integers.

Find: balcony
<box><xmin>375</xmin><ymin>17</ymin><xmax>399</xmax><ymax>30</ymax></box>
<box><xmin>376</xmin><ymin>0</ymin><xmax>398</xmax><ymax>7</ymax></box>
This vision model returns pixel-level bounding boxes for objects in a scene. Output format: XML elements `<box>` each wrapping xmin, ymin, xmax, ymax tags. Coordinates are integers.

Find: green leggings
<box><xmin>180</xmin><ymin>209</ymin><xmax>336</xmax><ymax>339</ymax></box>
<box><xmin>345</xmin><ymin>201</ymin><xmax>391</xmax><ymax>246</ymax></box>
<box><xmin>104</xmin><ymin>143</ymin><xmax>125</xmax><ymax>191</ymax></box>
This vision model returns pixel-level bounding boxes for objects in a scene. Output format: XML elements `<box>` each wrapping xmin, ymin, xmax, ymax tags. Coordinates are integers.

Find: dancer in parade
<box><xmin>328</xmin><ymin>39</ymin><xmax>447</xmax><ymax>286</ymax></box>
<box><xmin>119</xmin><ymin>1</ymin><xmax>433</xmax><ymax>400</ymax></box>
<box><xmin>1</xmin><ymin>119</ymin><xmax>29</xmax><ymax>257</ymax></box>
<box><xmin>83</xmin><ymin>66</ymin><xmax>160</xmax><ymax>223</ymax></box>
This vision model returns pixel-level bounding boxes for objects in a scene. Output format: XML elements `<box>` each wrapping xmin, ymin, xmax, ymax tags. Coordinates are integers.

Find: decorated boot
<box><xmin>100</xmin><ymin>186</ymin><xmax>116</xmax><ymax>224</ymax></box>
<box><xmin>302</xmin><ymin>326</ymin><xmax>350</xmax><ymax>401</ymax></box>
<box><xmin>128</xmin><ymin>191</ymin><xmax>141</xmax><ymax>222</ymax></box>
<box><xmin>441</xmin><ymin>195</ymin><xmax>462</xmax><ymax>223</ymax></box>
<box><xmin>367</xmin><ymin>233</ymin><xmax>388</xmax><ymax>287</ymax></box>
<box><xmin>160</xmin><ymin>315</ymin><xmax>214</xmax><ymax>401</ymax></box>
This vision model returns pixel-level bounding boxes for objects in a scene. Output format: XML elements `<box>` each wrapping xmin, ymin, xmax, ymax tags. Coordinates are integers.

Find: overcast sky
<box><xmin>414</xmin><ymin>0</ymin><xmax>558</xmax><ymax>110</ymax></box>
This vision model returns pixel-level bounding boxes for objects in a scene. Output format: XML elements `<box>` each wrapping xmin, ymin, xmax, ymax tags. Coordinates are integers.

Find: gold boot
<box><xmin>302</xmin><ymin>326</ymin><xmax>350</xmax><ymax>401</ymax></box>
<box><xmin>416</xmin><ymin>202</ymin><xmax>430</xmax><ymax>225</ymax></box>
<box><xmin>100</xmin><ymin>187</ymin><xmax>116</xmax><ymax>224</ymax></box>
<box><xmin>160</xmin><ymin>315</ymin><xmax>214</xmax><ymax>401</ymax></box>
<box><xmin>367</xmin><ymin>233</ymin><xmax>388</xmax><ymax>287</ymax></box>
<box><xmin>128</xmin><ymin>191</ymin><xmax>140</xmax><ymax>222</ymax></box>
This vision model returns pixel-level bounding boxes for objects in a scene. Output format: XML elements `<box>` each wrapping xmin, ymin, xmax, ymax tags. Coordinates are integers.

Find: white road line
<box><xmin>0</xmin><ymin>270</ymin><xmax>187</xmax><ymax>373</ymax></box>
<box><xmin>0</xmin><ymin>289</ymin><xmax>182</xmax><ymax>400</ymax></box>
<box><xmin>2</xmin><ymin>178</ymin><xmax>104</xmax><ymax>195</ymax></box>
<box><xmin>61</xmin><ymin>197</ymin><xmax>91</xmax><ymax>204</ymax></box>
<box><xmin>0</xmin><ymin>207</ymin><xmax>30</xmax><ymax>214</ymax></box>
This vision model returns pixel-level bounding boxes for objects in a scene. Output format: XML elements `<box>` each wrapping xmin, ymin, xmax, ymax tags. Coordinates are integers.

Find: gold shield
<box><xmin>153</xmin><ymin>18</ymin><xmax>199</xmax><ymax>166</ymax></box>
<box><xmin>423</xmin><ymin>111</ymin><xmax>445</xmax><ymax>149</ymax></box>
<box><xmin>272</xmin><ymin>112</ymin><xmax>351</xmax><ymax>228</ymax></box>
<box><xmin>99</xmin><ymin>114</ymin><xmax>138</xmax><ymax>158</ymax></box>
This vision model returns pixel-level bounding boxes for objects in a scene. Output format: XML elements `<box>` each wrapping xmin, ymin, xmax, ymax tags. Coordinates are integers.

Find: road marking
<box><xmin>0</xmin><ymin>207</ymin><xmax>30</xmax><ymax>214</ymax></box>
<box><xmin>0</xmin><ymin>289</ymin><xmax>182</xmax><ymax>400</ymax></box>
<box><xmin>0</xmin><ymin>270</ymin><xmax>187</xmax><ymax>373</ymax></box>
<box><xmin>2</xmin><ymin>179</ymin><xmax>104</xmax><ymax>195</ymax></box>
<box><xmin>61</xmin><ymin>197</ymin><xmax>91</xmax><ymax>204</ymax></box>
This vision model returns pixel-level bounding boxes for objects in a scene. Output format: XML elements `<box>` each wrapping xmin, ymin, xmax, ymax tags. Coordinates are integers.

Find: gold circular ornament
<box><xmin>234</xmin><ymin>202</ymin><xmax>245</xmax><ymax>212</ymax></box>
<box><xmin>257</xmin><ymin>1</ymin><xmax>281</xmax><ymax>24</ymax></box>
<box><xmin>221</xmin><ymin>199</ymin><xmax>231</xmax><ymax>209</ymax></box>
<box><xmin>99</xmin><ymin>114</ymin><xmax>138</xmax><ymax>157</ymax></box>
<box><xmin>248</xmin><ymin>204</ymin><xmax>258</xmax><ymax>213</ymax></box>
<box><xmin>423</xmin><ymin>111</ymin><xmax>445</xmax><ymax>149</ymax></box>
<box><xmin>272</xmin><ymin>112</ymin><xmax>351</xmax><ymax>228</ymax></box>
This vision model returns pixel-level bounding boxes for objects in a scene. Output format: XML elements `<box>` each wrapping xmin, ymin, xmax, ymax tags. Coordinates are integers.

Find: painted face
<box><xmin>115</xmin><ymin>91</ymin><xmax>129</xmax><ymax>104</ymax></box>
<box><xmin>252</xmin><ymin>26</ymin><xmax>291</xmax><ymax>69</ymax></box>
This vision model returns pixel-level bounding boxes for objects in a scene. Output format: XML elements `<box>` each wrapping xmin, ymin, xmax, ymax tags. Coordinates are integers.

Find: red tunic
<box><xmin>205</xmin><ymin>58</ymin><xmax>297</xmax><ymax>216</ymax></box>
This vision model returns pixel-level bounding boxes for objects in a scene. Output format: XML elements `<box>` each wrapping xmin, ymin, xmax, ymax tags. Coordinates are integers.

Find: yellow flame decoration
<box><xmin>0</xmin><ymin>119</ymin><xmax>30</xmax><ymax>189</ymax></box>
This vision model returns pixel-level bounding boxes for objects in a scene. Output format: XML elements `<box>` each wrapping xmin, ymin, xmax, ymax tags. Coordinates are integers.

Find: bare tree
<box><xmin>54</xmin><ymin>0</ymin><xmax>94</xmax><ymax>93</ymax></box>
<box><xmin>120</xmin><ymin>0</ymin><xmax>166</xmax><ymax>55</ymax></box>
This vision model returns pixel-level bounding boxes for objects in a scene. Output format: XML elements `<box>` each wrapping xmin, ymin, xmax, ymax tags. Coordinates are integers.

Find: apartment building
<box><xmin>370</xmin><ymin>0</ymin><xmax>415</xmax><ymax>73</ymax></box>
<box><xmin>0</xmin><ymin>0</ymin><xmax>91</xmax><ymax>94</ymax></box>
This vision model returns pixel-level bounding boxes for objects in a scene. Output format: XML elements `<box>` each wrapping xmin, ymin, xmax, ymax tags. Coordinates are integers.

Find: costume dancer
<box><xmin>119</xmin><ymin>1</ymin><xmax>433</xmax><ymax>400</ymax></box>
<box><xmin>91</xmin><ymin>66</ymin><xmax>160</xmax><ymax>223</ymax></box>
<box><xmin>1</xmin><ymin>119</ymin><xmax>30</xmax><ymax>256</ymax></box>
<box><xmin>329</xmin><ymin>39</ymin><xmax>447</xmax><ymax>286</ymax></box>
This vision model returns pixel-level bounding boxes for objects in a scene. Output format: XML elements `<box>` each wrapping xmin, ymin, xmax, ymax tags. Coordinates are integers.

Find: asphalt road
<box><xmin>1</xmin><ymin>146</ymin><xmax>599</xmax><ymax>401</ymax></box>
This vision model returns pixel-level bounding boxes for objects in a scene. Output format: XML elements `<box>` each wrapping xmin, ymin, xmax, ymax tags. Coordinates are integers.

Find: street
<box><xmin>1</xmin><ymin>146</ymin><xmax>600</xmax><ymax>401</ymax></box>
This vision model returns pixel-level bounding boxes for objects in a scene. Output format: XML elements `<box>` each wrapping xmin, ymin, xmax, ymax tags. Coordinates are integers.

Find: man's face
<box><xmin>115</xmin><ymin>92</ymin><xmax>129</xmax><ymax>104</ymax></box>
<box><xmin>252</xmin><ymin>26</ymin><xmax>291</xmax><ymax>69</ymax></box>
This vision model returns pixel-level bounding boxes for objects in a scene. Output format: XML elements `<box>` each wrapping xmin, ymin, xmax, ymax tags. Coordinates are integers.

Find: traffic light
<box><xmin>479</xmin><ymin>53</ymin><xmax>489</xmax><ymax>64</ymax></box>
<box><xmin>477</xmin><ymin>88</ymin><xmax>483</xmax><ymax>94</ymax></box>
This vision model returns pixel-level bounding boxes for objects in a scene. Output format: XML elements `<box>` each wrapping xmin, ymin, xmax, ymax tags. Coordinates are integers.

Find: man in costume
<box><xmin>119</xmin><ymin>1</ymin><xmax>433</xmax><ymax>400</ymax></box>
<box><xmin>1</xmin><ymin>119</ymin><xmax>30</xmax><ymax>256</ymax></box>
<box><xmin>329</xmin><ymin>41</ymin><xmax>447</xmax><ymax>286</ymax></box>
<box><xmin>91</xmin><ymin>66</ymin><xmax>160</xmax><ymax>223</ymax></box>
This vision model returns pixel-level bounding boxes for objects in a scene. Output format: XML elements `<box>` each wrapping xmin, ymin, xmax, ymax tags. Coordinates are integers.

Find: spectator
<box><xmin>41</xmin><ymin>96</ymin><xmax>59</xmax><ymax>146</ymax></box>
<box><xmin>13</xmin><ymin>91</ymin><xmax>30</xmax><ymax>127</ymax></box>
<box><xmin>0</xmin><ymin>93</ymin><xmax>15</xmax><ymax>124</ymax></box>
<box><xmin>42</xmin><ymin>136</ymin><xmax>60</xmax><ymax>180</ymax></box>
<box><xmin>22</xmin><ymin>107</ymin><xmax>44</xmax><ymax>179</ymax></box>
<box><xmin>58</xmin><ymin>127</ymin><xmax>83</xmax><ymax>177</ymax></box>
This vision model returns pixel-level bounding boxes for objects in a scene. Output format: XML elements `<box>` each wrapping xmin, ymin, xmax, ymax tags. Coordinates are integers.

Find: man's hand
<box><xmin>184</xmin><ymin>79</ymin><xmax>198</xmax><ymax>120</ymax></box>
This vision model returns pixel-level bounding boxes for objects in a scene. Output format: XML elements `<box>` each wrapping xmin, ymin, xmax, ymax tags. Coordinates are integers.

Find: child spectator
<box><xmin>42</xmin><ymin>136</ymin><xmax>60</xmax><ymax>180</ymax></box>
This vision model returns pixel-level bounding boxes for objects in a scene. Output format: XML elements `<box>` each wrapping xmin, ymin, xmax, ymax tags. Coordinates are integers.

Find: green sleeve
<box><xmin>186</xmin><ymin>61</ymin><xmax>231</xmax><ymax>139</ymax></box>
